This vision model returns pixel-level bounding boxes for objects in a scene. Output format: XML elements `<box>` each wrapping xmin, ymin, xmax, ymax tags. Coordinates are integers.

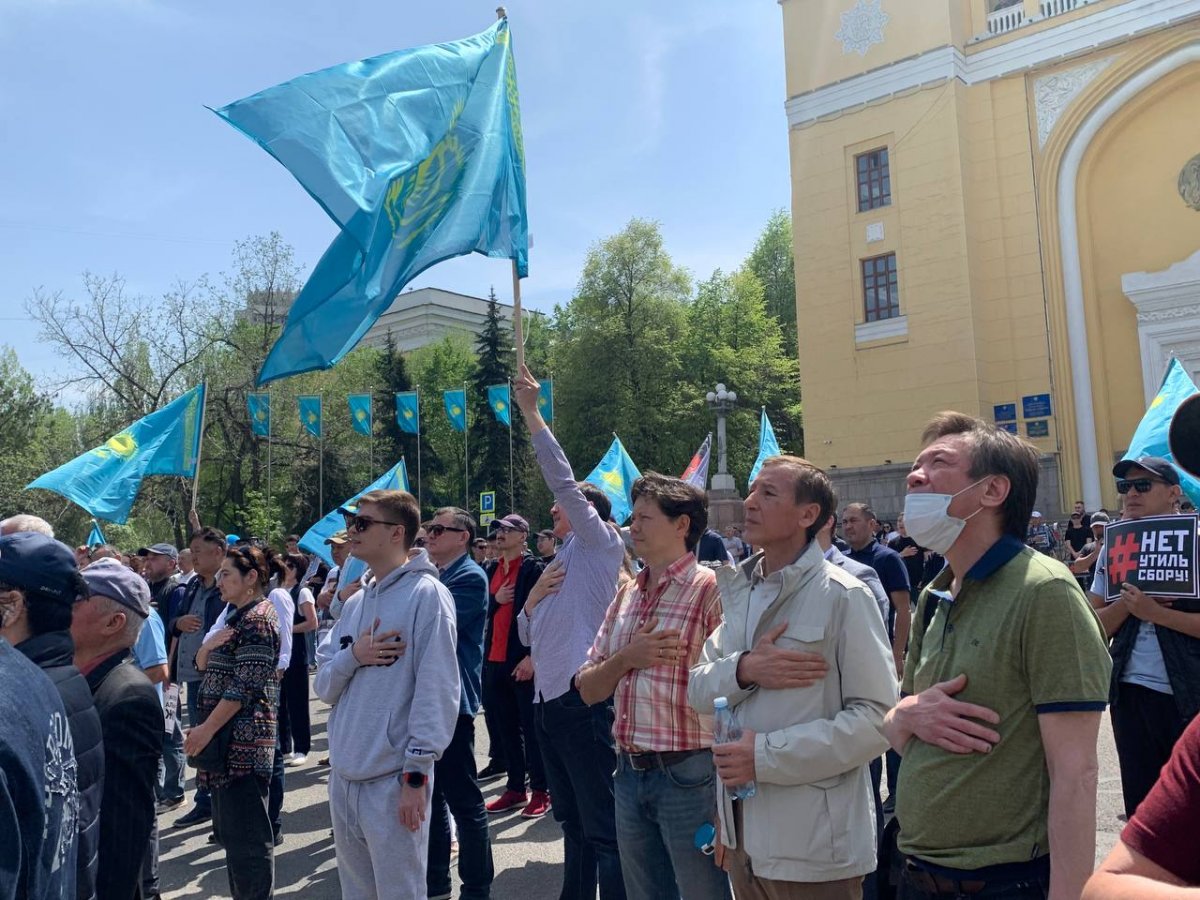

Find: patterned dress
<box><xmin>196</xmin><ymin>598</ymin><xmax>280</xmax><ymax>789</ymax></box>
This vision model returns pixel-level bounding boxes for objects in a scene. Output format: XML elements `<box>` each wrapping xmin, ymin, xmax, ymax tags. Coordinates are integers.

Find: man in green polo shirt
<box><xmin>882</xmin><ymin>412</ymin><xmax>1112</xmax><ymax>900</ymax></box>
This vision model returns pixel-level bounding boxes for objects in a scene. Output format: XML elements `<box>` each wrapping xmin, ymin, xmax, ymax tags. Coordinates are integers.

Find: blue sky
<box><xmin>0</xmin><ymin>1</ymin><xmax>790</xmax><ymax>388</ymax></box>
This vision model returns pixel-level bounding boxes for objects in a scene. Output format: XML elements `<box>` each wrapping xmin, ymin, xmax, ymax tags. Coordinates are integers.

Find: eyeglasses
<box><xmin>1116</xmin><ymin>478</ymin><xmax>1167</xmax><ymax>495</ymax></box>
<box><xmin>427</xmin><ymin>524</ymin><xmax>467</xmax><ymax>538</ymax></box>
<box><xmin>345</xmin><ymin>514</ymin><xmax>402</xmax><ymax>533</ymax></box>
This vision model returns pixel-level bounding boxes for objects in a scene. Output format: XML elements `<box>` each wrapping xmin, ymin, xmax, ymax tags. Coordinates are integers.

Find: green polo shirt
<box><xmin>896</xmin><ymin>535</ymin><xmax>1111</xmax><ymax>873</ymax></box>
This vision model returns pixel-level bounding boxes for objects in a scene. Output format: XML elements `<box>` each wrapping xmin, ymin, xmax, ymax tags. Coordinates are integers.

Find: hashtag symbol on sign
<box><xmin>1108</xmin><ymin>532</ymin><xmax>1140</xmax><ymax>586</ymax></box>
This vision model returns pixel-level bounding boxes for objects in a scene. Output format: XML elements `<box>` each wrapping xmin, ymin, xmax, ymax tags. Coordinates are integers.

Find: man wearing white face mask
<box><xmin>882</xmin><ymin>412</ymin><xmax>1112</xmax><ymax>900</ymax></box>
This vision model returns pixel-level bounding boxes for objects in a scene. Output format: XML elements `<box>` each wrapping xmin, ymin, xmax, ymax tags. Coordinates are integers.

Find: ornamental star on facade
<box><xmin>836</xmin><ymin>0</ymin><xmax>890</xmax><ymax>57</ymax></box>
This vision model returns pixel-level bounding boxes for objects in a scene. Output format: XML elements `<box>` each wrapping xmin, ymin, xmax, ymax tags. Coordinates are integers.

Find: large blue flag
<box><xmin>444</xmin><ymin>389</ymin><xmax>467</xmax><ymax>433</ymax></box>
<box><xmin>348</xmin><ymin>394</ymin><xmax>373</xmax><ymax>436</ymax></box>
<box><xmin>537</xmin><ymin>379</ymin><xmax>554</xmax><ymax>424</ymax></box>
<box><xmin>215</xmin><ymin>18</ymin><xmax>529</xmax><ymax>384</ymax></box>
<box><xmin>86</xmin><ymin>520</ymin><xmax>107</xmax><ymax>548</ymax></box>
<box><xmin>27</xmin><ymin>384</ymin><xmax>206</xmax><ymax>524</ymax></box>
<box><xmin>487</xmin><ymin>384</ymin><xmax>511</xmax><ymax>426</ymax></box>
<box><xmin>299</xmin><ymin>457</ymin><xmax>411</xmax><ymax>566</ymax></box>
<box><xmin>749</xmin><ymin>407</ymin><xmax>782</xmax><ymax>487</ymax></box>
<box><xmin>299</xmin><ymin>396</ymin><xmax>323</xmax><ymax>438</ymax></box>
<box><xmin>395</xmin><ymin>391</ymin><xmax>420</xmax><ymax>434</ymax></box>
<box><xmin>247</xmin><ymin>393</ymin><xmax>270</xmax><ymax>437</ymax></box>
<box><xmin>584</xmin><ymin>436</ymin><xmax>641</xmax><ymax>525</ymax></box>
<box><xmin>1127</xmin><ymin>358</ymin><xmax>1200</xmax><ymax>506</ymax></box>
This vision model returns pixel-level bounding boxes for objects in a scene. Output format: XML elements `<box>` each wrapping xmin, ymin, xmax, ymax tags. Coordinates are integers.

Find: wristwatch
<box><xmin>402</xmin><ymin>771</ymin><xmax>427</xmax><ymax>788</ymax></box>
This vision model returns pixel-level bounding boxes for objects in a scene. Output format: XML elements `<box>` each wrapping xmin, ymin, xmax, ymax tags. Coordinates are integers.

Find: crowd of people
<box><xmin>3</xmin><ymin>363</ymin><xmax>1199</xmax><ymax>900</ymax></box>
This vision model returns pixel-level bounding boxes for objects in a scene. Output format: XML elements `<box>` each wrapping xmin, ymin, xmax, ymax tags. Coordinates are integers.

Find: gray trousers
<box><xmin>329</xmin><ymin>768</ymin><xmax>434</xmax><ymax>900</ymax></box>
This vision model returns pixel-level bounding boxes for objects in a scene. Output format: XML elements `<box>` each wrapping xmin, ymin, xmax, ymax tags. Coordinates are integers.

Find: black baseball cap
<box><xmin>0</xmin><ymin>532</ymin><xmax>85</xmax><ymax>604</ymax></box>
<box><xmin>1113</xmin><ymin>456</ymin><xmax>1181</xmax><ymax>486</ymax></box>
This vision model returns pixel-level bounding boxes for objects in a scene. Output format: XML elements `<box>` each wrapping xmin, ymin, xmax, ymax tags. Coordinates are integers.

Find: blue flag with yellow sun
<box><xmin>214</xmin><ymin>18</ymin><xmax>529</xmax><ymax>385</ymax></box>
<box><xmin>395</xmin><ymin>391</ymin><xmax>420</xmax><ymax>434</ymax></box>
<box><xmin>584</xmin><ymin>436</ymin><xmax>641</xmax><ymax>525</ymax></box>
<box><xmin>27</xmin><ymin>384</ymin><xmax>206</xmax><ymax>524</ymax></box>
<box><xmin>537</xmin><ymin>379</ymin><xmax>554</xmax><ymax>424</ymax></box>
<box><xmin>444</xmin><ymin>389</ymin><xmax>467</xmax><ymax>433</ymax></box>
<box><xmin>299</xmin><ymin>396</ymin><xmax>323</xmax><ymax>438</ymax></box>
<box><xmin>487</xmin><ymin>384</ymin><xmax>511</xmax><ymax>426</ymax></box>
<box><xmin>1127</xmin><ymin>358</ymin><xmax>1200</xmax><ymax>506</ymax></box>
<box><xmin>748</xmin><ymin>407</ymin><xmax>782</xmax><ymax>488</ymax></box>
<box><xmin>299</xmin><ymin>457</ymin><xmax>411</xmax><ymax>566</ymax></box>
<box><xmin>247</xmin><ymin>393</ymin><xmax>270</xmax><ymax>437</ymax></box>
<box><xmin>348</xmin><ymin>394</ymin><xmax>373</xmax><ymax>436</ymax></box>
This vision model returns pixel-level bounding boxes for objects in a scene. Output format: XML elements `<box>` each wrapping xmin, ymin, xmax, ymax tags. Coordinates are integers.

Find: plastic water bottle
<box><xmin>713</xmin><ymin>696</ymin><xmax>757</xmax><ymax>800</ymax></box>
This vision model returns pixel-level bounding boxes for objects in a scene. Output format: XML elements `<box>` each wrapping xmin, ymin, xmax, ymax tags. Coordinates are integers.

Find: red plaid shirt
<box><xmin>583</xmin><ymin>553</ymin><xmax>722</xmax><ymax>752</ymax></box>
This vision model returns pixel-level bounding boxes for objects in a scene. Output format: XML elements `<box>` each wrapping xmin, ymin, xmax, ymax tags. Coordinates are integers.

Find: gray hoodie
<box><xmin>314</xmin><ymin>550</ymin><xmax>460</xmax><ymax>780</ymax></box>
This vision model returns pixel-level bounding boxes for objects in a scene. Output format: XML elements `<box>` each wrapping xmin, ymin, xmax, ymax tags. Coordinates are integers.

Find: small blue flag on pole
<box><xmin>1127</xmin><ymin>358</ymin><xmax>1200</xmax><ymax>506</ymax></box>
<box><xmin>444</xmin><ymin>389</ymin><xmax>467</xmax><ymax>433</ymax></box>
<box><xmin>749</xmin><ymin>407</ymin><xmax>782</xmax><ymax>487</ymax></box>
<box><xmin>27</xmin><ymin>384</ymin><xmax>206</xmax><ymax>524</ymax></box>
<box><xmin>348</xmin><ymin>394</ymin><xmax>373</xmax><ymax>436</ymax></box>
<box><xmin>395</xmin><ymin>391</ymin><xmax>420</xmax><ymax>435</ymax></box>
<box><xmin>584</xmin><ymin>436</ymin><xmax>642</xmax><ymax>525</ymax></box>
<box><xmin>298</xmin><ymin>396</ymin><xmax>323</xmax><ymax>438</ymax></box>
<box><xmin>87</xmin><ymin>520</ymin><xmax>107</xmax><ymax>548</ymax></box>
<box><xmin>537</xmin><ymin>379</ymin><xmax>554</xmax><ymax>424</ymax></box>
<box><xmin>214</xmin><ymin>18</ymin><xmax>529</xmax><ymax>385</ymax></box>
<box><xmin>487</xmin><ymin>384</ymin><xmax>511</xmax><ymax>426</ymax></box>
<box><xmin>247</xmin><ymin>393</ymin><xmax>270</xmax><ymax>437</ymax></box>
<box><xmin>299</xmin><ymin>457</ymin><xmax>411</xmax><ymax>566</ymax></box>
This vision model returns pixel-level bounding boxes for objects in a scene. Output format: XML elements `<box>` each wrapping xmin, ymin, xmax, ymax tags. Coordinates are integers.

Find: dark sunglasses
<box><xmin>1116</xmin><ymin>478</ymin><xmax>1166</xmax><ymax>495</ymax></box>
<box><xmin>427</xmin><ymin>524</ymin><xmax>467</xmax><ymax>538</ymax></box>
<box><xmin>345</xmin><ymin>514</ymin><xmax>402</xmax><ymax>533</ymax></box>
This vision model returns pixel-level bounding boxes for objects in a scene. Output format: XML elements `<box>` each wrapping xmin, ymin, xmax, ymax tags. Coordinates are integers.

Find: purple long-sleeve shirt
<box><xmin>517</xmin><ymin>428</ymin><xmax>625</xmax><ymax>703</ymax></box>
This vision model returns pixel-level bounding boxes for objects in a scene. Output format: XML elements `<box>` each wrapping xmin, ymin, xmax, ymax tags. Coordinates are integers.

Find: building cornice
<box><xmin>785</xmin><ymin>0</ymin><xmax>1200</xmax><ymax>128</ymax></box>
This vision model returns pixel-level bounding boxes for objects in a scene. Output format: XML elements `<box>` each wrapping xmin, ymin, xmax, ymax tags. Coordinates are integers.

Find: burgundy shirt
<box><xmin>1122</xmin><ymin>714</ymin><xmax>1200</xmax><ymax>884</ymax></box>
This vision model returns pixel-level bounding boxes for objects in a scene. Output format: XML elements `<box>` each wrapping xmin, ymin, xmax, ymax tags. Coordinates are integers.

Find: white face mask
<box><xmin>902</xmin><ymin>478</ymin><xmax>990</xmax><ymax>554</ymax></box>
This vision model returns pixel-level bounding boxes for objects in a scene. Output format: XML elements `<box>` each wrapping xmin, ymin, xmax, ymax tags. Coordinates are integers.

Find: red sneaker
<box><xmin>521</xmin><ymin>790</ymin><xmax>551</xmax><ymax>818</ymax></box>
<box><xmin>486</xmin><ymin>790</ymin><xmax>528</xmax><ymax>814</ymax></box>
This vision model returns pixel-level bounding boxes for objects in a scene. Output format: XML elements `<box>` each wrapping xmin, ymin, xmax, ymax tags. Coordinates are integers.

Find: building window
<box><xmin>862</xmin><ymin>253</ymin><xmax>899</xmax><ymax>322</ymax></box>
<box><xmin>856</xmin><ymin>148</ymin><xmax>891</xmax><ymax>212</ymax></box>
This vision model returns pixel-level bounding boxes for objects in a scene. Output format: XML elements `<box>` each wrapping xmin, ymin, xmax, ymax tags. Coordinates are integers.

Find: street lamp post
<box><xmin>705</xmin><ymin>382</ymin><xmax>739</xmax><ymax>505</ymax></box>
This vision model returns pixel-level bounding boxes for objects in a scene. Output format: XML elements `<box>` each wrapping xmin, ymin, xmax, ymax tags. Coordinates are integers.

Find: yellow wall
<box><xmin>1076</xmin><ymin>62</ymin><xmax>1200</xmax><ymax>456</ymax></box>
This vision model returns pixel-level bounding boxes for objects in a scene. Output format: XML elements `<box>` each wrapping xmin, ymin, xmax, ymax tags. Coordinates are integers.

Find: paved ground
<box><xmin>158</xmin><ymin>686</ymin><xmax>1127</xmax><ymax>899</ymax></box>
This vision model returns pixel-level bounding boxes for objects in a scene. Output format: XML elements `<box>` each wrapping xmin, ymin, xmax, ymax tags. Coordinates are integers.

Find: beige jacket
<box><xmin>688</xmin><ymin>539</ymin><xmax>898</xmax><ymax>883</ymax></box>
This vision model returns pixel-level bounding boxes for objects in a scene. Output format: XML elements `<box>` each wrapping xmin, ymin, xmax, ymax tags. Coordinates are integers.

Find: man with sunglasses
<box><xmin>423</xmin><ymin>508</ymin><xmax>494</xmax><ymax>900</ymax></box>
<box><xmin>1087</xmin><ymin>455</ymin><xmax>1200</xmax><ymax>818</ymax></box>
<box><xmin>315</xmin><ymin>489</ymin><xmax>460</xmax><ymax>900</ymax></box>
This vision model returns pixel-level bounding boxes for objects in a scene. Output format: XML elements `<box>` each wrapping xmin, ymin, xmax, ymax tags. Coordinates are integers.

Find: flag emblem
<box><xmin>97</xmin><ymin>432</ymin><xmax>138</xmax><ymax>460</ymax></box>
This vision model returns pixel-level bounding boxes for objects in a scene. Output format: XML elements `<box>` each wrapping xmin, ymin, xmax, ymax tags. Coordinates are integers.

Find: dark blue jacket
<box><xmin>483</xmin><ymin>553</ymin><xmax>546</xmax><ymax>665</ymax></box>
<box><xmin>0</xmin><ymin>638</ymin><xmax>78</xmax><ymax>900</ymax></box>
<box><xmin>86</xmin><ymin>650</ymin><xmax>161</xmax><ymax>900</ymax></box>
<box><xmin>16</xmin><ymin>632</ymin><xmax>103</xmax><ymax>900</ymax></box>
<box><xmin>438</xmin><ymin>554</ymin><xmax>489</xmax><ymax>716</ymax></box>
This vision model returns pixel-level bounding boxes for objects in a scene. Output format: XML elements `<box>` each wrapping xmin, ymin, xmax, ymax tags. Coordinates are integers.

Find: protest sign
<box><xmin>1104</xmin><ymin>514</ymin><xmax>1199</xmax><ymax>601</ymax></box>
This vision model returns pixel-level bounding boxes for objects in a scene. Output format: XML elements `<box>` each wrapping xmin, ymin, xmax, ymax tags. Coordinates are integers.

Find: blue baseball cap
<box><xmin>0</xmin><ymin>532</ymin><xmax>85</xmax><ymax>605</ymax></box>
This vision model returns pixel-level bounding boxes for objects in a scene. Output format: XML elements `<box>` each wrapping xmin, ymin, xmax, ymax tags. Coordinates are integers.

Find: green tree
<box><xmin>745</xmin><ymin>210</ymin><xmax>797</xmax><ymax>357</ymax></box>
<box><xmin>469</xmin><ymin>289</ymin><xmax>522</xmax><ymax>515</ymax></box>
<box><xmin>408</xmin><ymin>333</ymin><xmax>477</xmax><ymax>512</ymax></box>
<box><xmin>551</xmin><ymin>219</ymin><xmax>692</xmax><ymax>473</ymax></box>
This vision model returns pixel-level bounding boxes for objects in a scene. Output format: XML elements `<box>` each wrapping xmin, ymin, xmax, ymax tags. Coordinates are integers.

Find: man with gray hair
<box><xmin>0</xmin><ymin>513</ymin><xmax>55</xmax><ymax>537</ymax></box>
<box><xmin>73</xmin><ymin>559</ymin><xmax>163</xmax><ymax>900</ymax></box>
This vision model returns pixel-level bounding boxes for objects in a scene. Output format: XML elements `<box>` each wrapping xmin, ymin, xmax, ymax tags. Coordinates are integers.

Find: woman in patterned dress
<box><xmin>184</xmin><ymin>545</ymin><xmax>280</xmax><ymax>899</ymax></box>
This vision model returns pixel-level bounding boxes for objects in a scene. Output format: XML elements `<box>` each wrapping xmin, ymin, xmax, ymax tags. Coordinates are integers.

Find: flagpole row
<box><xmin>512</xmin><ymin>260</ymin><xmax>524</xmax><ymax>373</ymax></box>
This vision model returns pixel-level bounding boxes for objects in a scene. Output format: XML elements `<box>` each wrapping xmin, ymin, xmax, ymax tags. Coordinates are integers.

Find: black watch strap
<box><xmin>402</xmin><ymin>771</ymin><xmax>427</xmax><ymax>788</ymax></box>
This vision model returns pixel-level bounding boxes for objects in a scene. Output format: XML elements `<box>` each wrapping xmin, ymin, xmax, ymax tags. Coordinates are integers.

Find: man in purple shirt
<box><xmin>514</xmin><ymin>364</ymin><xmax>628</xmax><ymax>900</ymax></box>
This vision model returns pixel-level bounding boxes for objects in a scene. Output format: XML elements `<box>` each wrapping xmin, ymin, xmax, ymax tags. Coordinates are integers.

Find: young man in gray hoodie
<box><xmin>314</xmin><ymin>489</ymin><xmax>461</xmax><ymax>900</ymax></box>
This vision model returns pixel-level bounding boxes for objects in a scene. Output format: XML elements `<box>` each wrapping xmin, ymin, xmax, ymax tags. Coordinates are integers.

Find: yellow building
<box><xmin>782</xmin><ymin>0</ymin><xmax>1200</xmax><ymax>517</ymax></box>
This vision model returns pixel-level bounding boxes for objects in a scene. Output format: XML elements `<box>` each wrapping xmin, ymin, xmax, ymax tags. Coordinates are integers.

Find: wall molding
<box><xmin>785</xmin><ymin>0</ymin><xmax>1200</xmax><ymax>129</ymax></box>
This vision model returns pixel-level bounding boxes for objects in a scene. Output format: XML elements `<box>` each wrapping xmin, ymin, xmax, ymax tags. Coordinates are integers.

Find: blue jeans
<box><xmin>159</xmin><ymin>711</ymin><xmax>186</xmax><ymax>803</ymax></box>
<box><xmin>614</xmin><ymin>751</ymin><xmax>731</xmax><ymax>900</ymax></box>
<box><xmin>536</xmin><ymin>687</ymin><xmax>626</xmax><ymax>900</ymax></box>
<box><xmin>186</xmin><ymin>682</ymin><xmax>210</xmax><ymax>813</ymax></box>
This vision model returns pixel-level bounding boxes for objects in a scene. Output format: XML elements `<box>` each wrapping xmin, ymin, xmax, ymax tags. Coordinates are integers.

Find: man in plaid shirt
<box><xmin>577</xmin><ymin>473</ymin><xmax>732</xmax><ymax>900</ymax></box>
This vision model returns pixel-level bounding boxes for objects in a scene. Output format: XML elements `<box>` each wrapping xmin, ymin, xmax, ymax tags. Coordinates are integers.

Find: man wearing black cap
<box><xmin>535</xmin><ymin>529</ymin><xmax>558</xmax><ymax>563</ymax></box>
<box><xmin>1087</xmin><ymin>456</ymin><xmax>1200</xmax><ymax>817</ymax></box>
<box><xmin>136</xmin><ymin>544</ymin><xmax>180</xmax><ymax>612</ymax></box>
<box><xmin>482</xmin><ymin>514</ymin><xmax>550</xmax><ymax>818</ymax></box>
<box><xmin>74</xmin><ymin>559</ymin><xmax>164</xmax><ymax>900</ymax></box>
<box><xmin>1</xmin><ymin>531</ymin><xmax>103</xmax><ymax>900</ymax></box>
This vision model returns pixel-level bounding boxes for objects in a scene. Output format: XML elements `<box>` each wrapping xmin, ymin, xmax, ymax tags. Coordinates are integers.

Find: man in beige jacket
<box><xmin>689</xmin><ymin>456</ymin><xmax>898</xmax><ymax>900</ymax></box>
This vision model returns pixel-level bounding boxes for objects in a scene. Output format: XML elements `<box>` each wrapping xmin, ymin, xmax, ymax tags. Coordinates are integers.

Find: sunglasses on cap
<box><xmin>426</xmin><ymin>524</ymin><xmax>467</xmax><ymax>538</ymax></box>
<box><xmin>343</xmin><ymin>513</ymin><xmax>402</xmax><ymax>533</ymax></box>
<box><xmin>1116</xmin><ymin>478</ymin><xmax>1168</xmax><ymax>495</ymax></box>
